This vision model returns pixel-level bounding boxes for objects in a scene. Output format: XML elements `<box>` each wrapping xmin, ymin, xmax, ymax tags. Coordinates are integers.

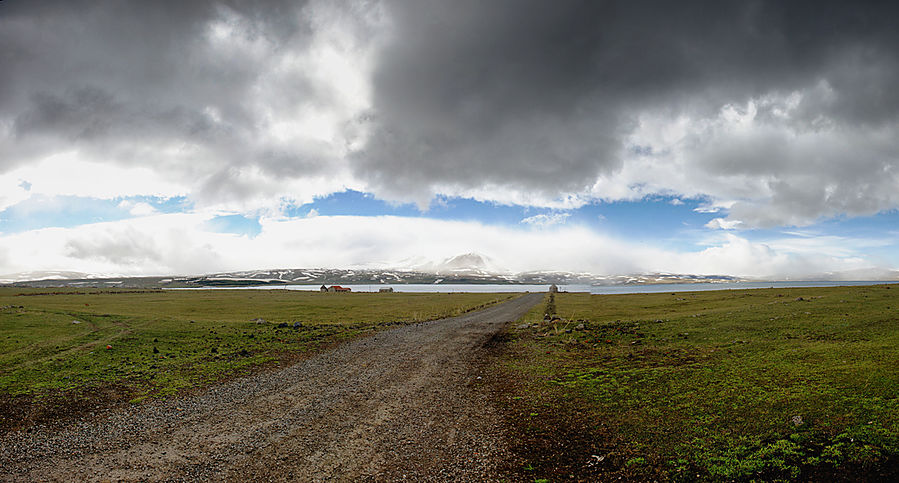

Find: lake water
<box><xmin>170</xmin><ymin>280</ymin><xmax>897</xmax><ymax>294</ymax></box>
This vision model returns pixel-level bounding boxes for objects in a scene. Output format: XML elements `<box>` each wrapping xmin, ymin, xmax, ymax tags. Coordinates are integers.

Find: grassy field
<box><xmin>499</xmin><ymin>285</ymin><xmax>899</xmax><ymax>481</ymax></box>
<box><xmin>0</xmin><ymin>288</ymin><xmax>511</xmax><ymax>427</ymax></box>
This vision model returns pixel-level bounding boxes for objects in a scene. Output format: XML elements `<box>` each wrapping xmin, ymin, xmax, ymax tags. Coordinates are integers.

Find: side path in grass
<box><xmin>0</xmin><ymin>293</ymin><xmax>543</xmax><ymax>481</ymax></box>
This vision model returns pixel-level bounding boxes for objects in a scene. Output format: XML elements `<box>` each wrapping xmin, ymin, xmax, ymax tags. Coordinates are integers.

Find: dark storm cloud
<box><xmin>3</xmin><ymin>0</ymin><xmax>899</xmax><ymax>227</ymax></box>
<box><xmin>0</xmin><ymin>0</ymin><xmax>344</xmax><ymax>205</ymax></box>
<box><xmin>356</xmin><ymin>0</ymin><xmax>899</xmax><ymax>223</ymax></box>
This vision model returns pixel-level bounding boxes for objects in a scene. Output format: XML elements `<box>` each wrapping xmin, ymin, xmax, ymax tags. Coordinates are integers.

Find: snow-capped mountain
<box><xmin>1</xmin><ymin>257</ymin><xmax>748</xmax><ymax>288</ymax></box>
<box><xmin>399</xmin><ymin>252</ymin><xmax>509</xmax><ymax>276</ymax></box>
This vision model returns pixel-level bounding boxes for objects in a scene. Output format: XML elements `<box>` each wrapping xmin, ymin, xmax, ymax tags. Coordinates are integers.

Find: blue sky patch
<box><xmin>0</xmin><ymin>195</ymin><xmax>192</xmax><ymax>234</ymax></box>
<box><xmin>291</xmin><ymin>190</ymin><xmax>720</xmax><ymax>251</ymax></box>
<box><xmin>203</xmin><ymin>214</ymin><xmax>262</xmax><ymax>237</ymax></box>
<box><xmin>0</xmin><ymin>195</ymin><xmax>129</xmax><ymax>233</ymax></box>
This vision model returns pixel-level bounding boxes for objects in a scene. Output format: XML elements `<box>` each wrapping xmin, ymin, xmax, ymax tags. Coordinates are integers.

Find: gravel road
<box><xmin>0</xmin><ymin>293</ymin><xmax>542</xmax><ymax>482</ymax></box>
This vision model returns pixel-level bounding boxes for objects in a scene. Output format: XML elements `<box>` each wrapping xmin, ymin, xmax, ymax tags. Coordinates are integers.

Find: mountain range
<box><xmin>1</xmin><ymin>253</ymin><xmax>896</xmax><ymax>288</ymax></box>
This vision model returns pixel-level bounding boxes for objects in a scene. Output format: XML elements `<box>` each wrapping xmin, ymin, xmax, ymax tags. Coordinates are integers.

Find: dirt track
<box><xmin>0</xmin><ymin>293</ymin><xmax>542</xmax><ymax>482</ymax></box>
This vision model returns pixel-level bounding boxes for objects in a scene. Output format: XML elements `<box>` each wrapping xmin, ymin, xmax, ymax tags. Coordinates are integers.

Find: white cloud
<box><xmin>0</xmin><ymin>214</ymin><xmax>889</xmax><ymax>280</ymax></box>
<box><xmin>705</xmin><ymin>218</ymin><xmax>742</xmax><ymax>230</ymax></box>
<box><xmin>1</xmin><ymin>153</ymin><xmax>186</xmax><ymax>211</ymax></box>
<box><xmin>520</xmin><ymin>212</ymin><xmax>570</xmax><ymax>228</ymax></box>
<box><xmin>0</xmin><ymin>176</ymin><xmax>32</xmax><ymax>213</ymax></box>
<box><xmin>118</xmin><ymin>200</ymin><xmax>157</xmax><ymax>216</ymax></box>
<box><xmin>619</xmin><ymin>89</ymin><xmax>899</xmax><ymax>228</ymax></box>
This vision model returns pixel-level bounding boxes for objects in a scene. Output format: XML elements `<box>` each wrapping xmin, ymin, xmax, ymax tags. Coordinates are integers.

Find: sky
<box><xmin>1</xmin><ymin>0</ymin><xmax>898</xmax><ymax>280</ymax></box>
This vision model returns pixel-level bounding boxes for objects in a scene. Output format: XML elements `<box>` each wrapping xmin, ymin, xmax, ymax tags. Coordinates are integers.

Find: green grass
<box><xmin>0</xmin><ymin>288</ymin><xmax>511</xmax><ymax>401</ymax></box>
<box><xmin>503</xmin><ymin>285</ymin><xmax>899</xmax><ymax>480</ymax></box>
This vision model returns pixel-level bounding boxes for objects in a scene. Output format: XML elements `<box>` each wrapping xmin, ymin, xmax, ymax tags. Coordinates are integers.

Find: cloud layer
<box><xmin>0</xmin><ymin>213</ymin><xmax>880</xmax><ymax>280</ymax></box>
<box><xmin>2</xmin><ymin>1</ymin><xmax>899</xmax><ymax>277</ymax></box>
<box><xmin>1</xmin><ymin>0</ymin><xmax>378</xmax><ymax>212</ymax></box>
<box><xmin>356</xmin><ymin>0</ymin><xmax>899</xmax><ymax>224</ymax></box>
<box><xmin>3</xmin><ymin>0</ymin><xmax>899</xmax><ymax>225</ymax></box>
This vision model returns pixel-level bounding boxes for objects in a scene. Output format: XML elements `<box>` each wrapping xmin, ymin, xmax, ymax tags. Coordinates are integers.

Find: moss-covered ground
<box><xmin>0</xmin><ymin>288</ymin><xmax>511</xmax><ymax>428</ymax></box>
<box><xmin>498</xmin><ymin>285</ymin><xmax>899</xmax><ymax>481</ymax></box>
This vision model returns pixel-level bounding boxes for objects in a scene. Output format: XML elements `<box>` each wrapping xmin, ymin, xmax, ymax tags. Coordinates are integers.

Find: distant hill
<box><xmin>0</xmin><ymin>270</ymin><xmax>97</xmax><ymax>283</ymax></box>
<box><xmin>1</xmin><ymin>267</ymin><xmax>744</xmax><ymax>288</ymax></box>
<box><xmin>5</xmin><ymin>251</ymin><xmax>895</xmax><ymax>288</ymax></box>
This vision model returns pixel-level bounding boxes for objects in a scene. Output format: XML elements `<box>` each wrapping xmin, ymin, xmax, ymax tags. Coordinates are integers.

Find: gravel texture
<box><xmin>0</xmin><ymin>293</ymin><xmax>541</xmax><ymax>482</ymax></box>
